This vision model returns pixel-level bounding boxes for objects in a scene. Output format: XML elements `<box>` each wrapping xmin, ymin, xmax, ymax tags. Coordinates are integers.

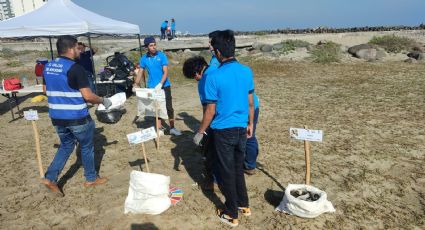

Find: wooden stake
<box><xmin>141</xmin><ymin>142</ymin><xmax>150</xmax><ymax>173</ymax></box>
<box><xmin>304</xmin><ymin>125</ymin><xmax>311</xmax><ymax>185</ymax></box>
<box><xmin>155</xmin><ymin>100</ymin><xmax>160</xmax><ymax>151</ymax></box>
<box><xmin>31</xmin><ymin>120</ymin><xmax>44</xmax><ymax>178</ymax></box>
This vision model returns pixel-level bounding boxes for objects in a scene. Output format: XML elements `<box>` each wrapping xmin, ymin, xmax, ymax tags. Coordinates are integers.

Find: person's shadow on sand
<box><xmin>170</xmin><ymin>112</ymin><xmax>223</xmax><ymax>209</ymax></box>
<box><xmin>57</xmin><ymin>127</ymin><xmax>117</xmax><ymax>191</ymax></box>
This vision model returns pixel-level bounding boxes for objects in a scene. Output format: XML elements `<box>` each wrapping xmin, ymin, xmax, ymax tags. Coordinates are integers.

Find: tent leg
<box><xmin>87</xmin><ymin>33</ymin><xmax>97</xmax><ymax>94</ymax></box>
<box><xmin>137</xmin><ymin>34</ymin><xmax>146</xmax><ymax>87</ymax></box>
<box><xmin>48</xmin><ymin>37</ymin><xmax>54</xmax><ymax>60</ymax></box>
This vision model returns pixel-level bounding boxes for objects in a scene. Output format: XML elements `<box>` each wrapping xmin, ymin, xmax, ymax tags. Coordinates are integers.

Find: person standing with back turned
<box><xmin>41</xmin><ymin>35</ymin><xmax>111</xmax><ymax>197</ymax></box>
<box><xmin>194</xmin><ymin>30</ymin><xmax>255</xmax><ymax>227</ymax></box>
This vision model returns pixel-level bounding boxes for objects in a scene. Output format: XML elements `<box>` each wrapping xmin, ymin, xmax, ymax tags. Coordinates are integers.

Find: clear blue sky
<box><xmin>73</xmin><ymin>0</ymin><xmax>425</xmax><ymax>34</ymax></box>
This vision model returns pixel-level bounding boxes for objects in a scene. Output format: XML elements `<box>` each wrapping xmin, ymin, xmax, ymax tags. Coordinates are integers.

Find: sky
<box><xmin>73</xmin><ymin>0</ymin><xmax>425</xmax><ymax>35</ymax></box>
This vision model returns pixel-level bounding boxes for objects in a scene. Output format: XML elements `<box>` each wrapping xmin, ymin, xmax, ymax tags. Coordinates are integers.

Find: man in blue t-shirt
<box><xmin>76</xmin><ymin>42</ymin><xmax>98</xmax><ymax>92</ymax></box>
<box><xmin>171</xmin><ymin>18</ymin><xmax>176</xmax><ymax>39</ymax></box>
<box><xmin>160</xmin><ymin>20</ymin><xmax>168</xmax><ymax>40</ymax></box>
<box><xmin>208</xmin><ymin>31</ymin><xmax>221</xmax><ymax>69</ymax></box>
<box><xmin>133</xmin><ymin>36</ymin><xmax>181</xmax><ymax>136</ymax></box>
<box><xmin>194</xmin><ymin>30</ymin><xmax>255</xmax><ymax>227</ymax></box>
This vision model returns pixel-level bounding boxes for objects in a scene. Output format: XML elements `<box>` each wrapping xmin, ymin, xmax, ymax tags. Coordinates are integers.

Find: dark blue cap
<box><xmin>144</xmin><ymin>36</ymin><xmax>156</xmax><ymax>46</ymax></box>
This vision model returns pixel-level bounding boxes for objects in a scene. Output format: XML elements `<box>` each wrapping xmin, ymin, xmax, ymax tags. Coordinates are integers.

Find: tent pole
<box><xmin>48</xmin><ymin>37</ymin><xmax>54</xmax><ymax>60</ymax></box>
<box><xmin>137</xmin><ymin>34</ymin><xmax>142</xmax><ymax>57</ymax></box>
<box><xmin>87</xmin><ymin>33</ymin><xmax>97</xmax><ymax>94</ymax></box>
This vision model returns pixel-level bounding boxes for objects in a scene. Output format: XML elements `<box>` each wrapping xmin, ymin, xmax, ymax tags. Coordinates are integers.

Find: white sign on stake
<box><xmin>290</xmin><ymin>128</ymin><xmax>323</xmax><ymax>142</ymax></box>
<box><xmin>24</xmin><ymin>110</ymin><xmax>39</xmax><ymax>121</ymax></box>
<box><xmin>127</xmin><ymin>127</ymin><xmax>158</xmax><ymax>145</ymax></box>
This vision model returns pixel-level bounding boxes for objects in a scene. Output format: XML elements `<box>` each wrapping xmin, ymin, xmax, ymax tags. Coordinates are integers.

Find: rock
<box><xmin>348</xmin><ymin>44</ymin><xmax>374</xmax><ymax>55</ymax></box>
<box><xmin>412</xmin><ymin>46</ymin><xmax>425</xmax><ymax>52</ymax></box>
<box><xmin>252</xmin><ymin>42</ymin><xmax>265</xmax><ymax>50</ymax></box>
<box><xmin>184</xmin><ymin>49</ymin><xmax>192</xmax><ymax>53</ymax></box>
<box><xmin>407</xmin><ymin>51</ymin><xmax>424</xmax><ymax>60</ymax></box>
<box><xmin>295</xmin><ymin>47</ymin><xmax>308</xmax><ymax>53</ymax></box>
<box><xmin>376</xmin><ymin>50</ymin><xmax>387</xmax><ymax>60</ymax></box>
<box><xmin>272</xmin><ymin>43</ymin><xmax>284</xmax><ymax>50</ymax></box>
<box><xmin>355</xmin><ymin>48</ymin><xmax>377</xmax><ymax>61</ymax></box>
<box><xmin>404</xmin><ymin>57</ymin><xmax>417</xmax><ymax>63</ymax></box>
<box><xmin>261</xmin><ymin>44</ymin><xmax>273</xmax><ymax>52</ymax></box>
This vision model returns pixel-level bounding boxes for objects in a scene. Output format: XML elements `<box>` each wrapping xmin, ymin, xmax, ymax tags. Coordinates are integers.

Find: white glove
<box><xmin>154</xmin><ymin>83</ymin><xmax>163</xmax><ymax>92</ymax></box>
<box><xmin>102</xmin><ymin>97</ymin><xmax>112</xmax><ymax>109</ymax></box>
<box><xmin>193</xmin><ymin>132</ymin><xmax>204</xmax><ymax>146</ymax></box>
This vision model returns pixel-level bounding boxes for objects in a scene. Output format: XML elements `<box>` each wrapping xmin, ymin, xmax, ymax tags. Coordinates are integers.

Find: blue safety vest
<box><xmin>43</xmin><ymin>57</ymin><xmax>89</xmax><ymax>120</ymax></box>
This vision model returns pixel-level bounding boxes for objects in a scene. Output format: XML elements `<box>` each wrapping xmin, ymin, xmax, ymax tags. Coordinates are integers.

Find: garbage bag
<box><xmin>275</xmin><ymin>184</ymin><xmax>335</xmax><ymax>218</ymax></box>
<box><xmin>124</xmin><ymin>170</ymin><xmax>171</xmax><ymax>215</ymax></box>
<box><xmin>96</xmin><ymin>92</ymin><xmax>127</xmax><ymax>124</ymax></box>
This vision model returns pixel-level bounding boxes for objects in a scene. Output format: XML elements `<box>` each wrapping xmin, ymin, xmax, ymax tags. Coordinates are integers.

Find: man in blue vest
<box><xmin>133</xmin><ymin>36</ymin><xmax>182</xmax><ymax>136</ymax></box>
<box><xmin>194</xmin><ymin>30</ymin><xmax>255</xmax><ymax>227</ymax></box>
<box><xmin>41</xmin><ymin>35</ymin><xmax>112</xmax><ymax>196</ymax></box>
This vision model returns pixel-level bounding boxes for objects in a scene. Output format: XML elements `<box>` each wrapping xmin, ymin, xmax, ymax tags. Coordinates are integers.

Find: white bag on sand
<box><xmin>124</xmin><ymin>170</ymin><xmax>171</xmax><ymax>215</ymax></box>
<box><xmin>276</xmin><ymin>184</ymin><xmax>336</xmax><ymax>218</ymax></box>
<box><xmin>97</xmin><ymin>92</ymin><xmax>127</xmax><ymax>111</ymax></box>
<box><xmin>136</xmin><ymin>88</ymin><xmax>168</xmax><ymax>119</ymax></box>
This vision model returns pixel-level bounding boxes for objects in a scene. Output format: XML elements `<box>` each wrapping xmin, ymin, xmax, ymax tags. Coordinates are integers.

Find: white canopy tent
<box><xmin>0</xmin><ymin>0</ymin><xmax>140</xmax><ymax>37</ymax></box>
<box><xmin>0</xmin><ymin>0</ymin><xmax>142</xmax><ymax>91</ymax></box>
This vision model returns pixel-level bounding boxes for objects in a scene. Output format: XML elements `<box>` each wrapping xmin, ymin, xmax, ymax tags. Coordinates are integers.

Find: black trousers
<box><xmin>214</xmin><ymin>127</ymin><xmax>249</xmax><ymax>219</ymax></box>
<box><xmin>163</xmin><ymin>86</ymin><xmax>174</xmax><ymax>120</ymax></box>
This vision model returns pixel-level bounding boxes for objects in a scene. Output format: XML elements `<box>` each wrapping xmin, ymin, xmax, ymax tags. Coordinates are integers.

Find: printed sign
<box><xmin>24</xmin><ymin>110</ymin><xmax>39</xmax><ymax>121</ymax></box>
<box><xmin>127</xmin><ymin>127</ymin><xmax>158</xmax><ymax>145</ymax></box>
<box><xmin>290</xmin><ymin>128</ymin><xmax>323</xmax><ymax>142</ymax></box>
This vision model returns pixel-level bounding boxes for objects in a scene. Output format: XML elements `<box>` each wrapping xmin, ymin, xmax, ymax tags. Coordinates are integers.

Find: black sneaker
<box><xmin>217</xmin><ymin>209</ymin><xmax>238</xmax><ymax>227</ymax></box>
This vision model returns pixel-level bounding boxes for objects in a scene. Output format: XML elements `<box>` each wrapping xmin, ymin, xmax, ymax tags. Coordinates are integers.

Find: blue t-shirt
<box><xmin>253</xmin><ymin>92</ymin><xmax>260</xmax><ymax>109</ymax></box>
<box><xmin>198</xmin><ymin>65</ymin><xmax>218</xmax><ymax>105</ymax></box>
<box><xmin>140</xmin><ymin>51</ymin><xmax>170</xmax><ymax>88</ymax></box>
<box><xmin>209</xmin><ymin>55</ymin><xmax>220</xmax><ymax>69</ymax></box>
<box><xmin>205</xmin><ymin>59</ymin><xmax>255</xmax><ymax>129</ymax></box>
<box><xmin>161</xmin><ymin>21</ymin><xmax>168</xmax><ymax>29</ymax></box>
<box><xmin>171</xmin><ymin>22</ymin><xmax>176</xmax><ymax>30</ymax></box>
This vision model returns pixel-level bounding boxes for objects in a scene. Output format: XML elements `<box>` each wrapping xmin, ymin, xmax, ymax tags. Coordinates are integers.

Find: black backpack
<box><xmin>107</xmin><ymin>52</ymin><xmax>135</xmax><ymax>80</ymax></box>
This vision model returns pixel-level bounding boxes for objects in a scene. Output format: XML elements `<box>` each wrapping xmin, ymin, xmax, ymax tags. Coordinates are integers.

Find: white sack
<box><xmin>124</xmin><ymin>170</ymin><xmax>171</xmax><ymax>215</ymax></box>
<box><xmin>97</xmin><ymin>92</ymin><xmax>126</xmax><ymax>111</ymax></box>
<box><xmin>136</xmin><ymin>88</ymin><xmax>168</xmax><ymax>119</ymax></box>
<box><xmin>276</xmin><ymin>184</ymin><xmax>335</xmax><ymax>218</ymax></box>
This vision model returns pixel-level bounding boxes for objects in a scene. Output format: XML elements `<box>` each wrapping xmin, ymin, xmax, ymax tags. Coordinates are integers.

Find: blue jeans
<box><xmin>245</xmin><ymin>108</ymin><xmax>259</xmax><ymax>169</ymax></box>
<box><xmin>160</xmin><ymin>28</ymin><xmax>166</xmax><ymax>40</ymax></box>
<box><xmin>214</xmin><ymin>127</ymin><xmax>249</xmax><ymax>219</ymax></box>
<box><xmin>45</xmin><ymin>119</ymin><xmax>97</xmax><ymax>183</ymax></box>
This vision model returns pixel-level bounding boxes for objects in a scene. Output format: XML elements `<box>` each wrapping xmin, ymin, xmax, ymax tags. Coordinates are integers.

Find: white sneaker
<box><xmin>170</xmin><ymin>128</ymin><xmax>182</xmax><ymax>136</ymax></box>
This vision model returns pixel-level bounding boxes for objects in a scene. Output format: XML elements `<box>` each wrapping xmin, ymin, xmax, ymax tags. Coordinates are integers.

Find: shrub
<box><xmin>280</xmin><ymin>39</ymin><xmax>311</xmax><ymax>54</ymax></box>
<box><xmin>369</xmin><ymin>35</ymin><xmax>416</xmax><ymax>53</ymax></box>
<box><xmin>311</xmin><ymin>41</ymin><xmax>341</xmax><ymax>63</ymax></box>
<box><xmin>6</xmin><ymin>61</ymin><xmax>23</xmax><ymax>67</ymax></box>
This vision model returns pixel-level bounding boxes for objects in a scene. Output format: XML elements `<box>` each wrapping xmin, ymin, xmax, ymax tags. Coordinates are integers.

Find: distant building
<box><xmin>11</xmin><ymin>0</ymin><xmax>46</xmax><ymax>17</ymax></box>
<box><xmin>0</xmin><ymin>0</ymin><xmax>46</xmax><ymax>20</ymax></box>
<box><xmin>0</xmin><ymin>0</ymin><xmax>14</xmax><ymax>20</ymax></box>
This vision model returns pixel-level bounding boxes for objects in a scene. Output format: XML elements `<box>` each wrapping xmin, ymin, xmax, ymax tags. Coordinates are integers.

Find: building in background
<box><xmin>0</xmin><ymin>0</ymin><xmax>14</xmax><ymax>20</ymax></box>
<box><xmin>11</xmin><ymin>0</ymin><xmax>46</xmax><ymax>17</ymax></box>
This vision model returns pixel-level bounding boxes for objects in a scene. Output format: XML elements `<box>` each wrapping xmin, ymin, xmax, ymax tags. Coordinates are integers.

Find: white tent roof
<box><xmin>0</xmin><ymin>0</ymin><xmax>140</xmax><ymax>38</ymax></box>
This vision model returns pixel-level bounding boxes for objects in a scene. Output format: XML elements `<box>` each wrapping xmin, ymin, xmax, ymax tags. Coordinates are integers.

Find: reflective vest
<box><xmin>43</xmin><ymin>57</ymin><xmax>88</xmax><ymax>120</ymax></box>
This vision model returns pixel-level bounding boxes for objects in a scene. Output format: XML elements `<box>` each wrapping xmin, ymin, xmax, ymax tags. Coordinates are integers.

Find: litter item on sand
<box><xmin>124</xmin><ymin>170</ymin><xmax>171</xmax><ymax>215</ymax></box>
<box><xmin>169</xmin><ymin>186</ymin><xmax>183</xmax><ymax>205</ymax></box>
<box><xmin>276</xmin><ymin>184</ymin><xmax>335</xmax><ymax>218</ymax></box>
<box><xmin>31</xmin><ymin>95</ymin><xmax>47</xmax><ymax>103</ymax></box>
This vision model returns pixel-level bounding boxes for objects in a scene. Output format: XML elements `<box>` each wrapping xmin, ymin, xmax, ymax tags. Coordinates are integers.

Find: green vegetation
<box><xmin>311</xmin><ymin>41</ymin><xmax>341</xmax><ymax>63</ymax></box>
<box><xmin>6</xmin><ymin>61</ymin><xmax>23</xmax><ymax>67</ymax></box>
<box><xmin>126</xmin><ymin>50</ymin><xmax>142</xmax><ymax>65</ymax></box>
<box><xmin>278</xmin><ymin>39</ymin><xmax>311</xmax><ymax>54</ymax></box>
<box><xmin>369</xmin><ymin>35</ymin><xmax>416</xmax><ymax>53</ymax></box>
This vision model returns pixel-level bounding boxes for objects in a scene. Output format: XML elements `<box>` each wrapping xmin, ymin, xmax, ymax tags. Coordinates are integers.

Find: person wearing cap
<box><xmin>133</xmin><ymin>36</ymin><xmax>182</xmax><ymax>136</ymax></box>
<box><xmin>41</xmin><ymin>35</ymin><xmax>111</xmax><ymax>196</ymax></box>
<box><xmin>171</xmin><ymin>18</ymin><xmax>176</xmax><ymax>39</ymax></box>
<box><xmin>76</xmin><ymin>42</ymin><xmax>98</xmax><ymax>93</ymax></box>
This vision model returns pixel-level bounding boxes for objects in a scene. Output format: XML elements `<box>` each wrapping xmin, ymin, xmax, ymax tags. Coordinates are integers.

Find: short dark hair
<box><xmin>208</xmin><ymin>30</ymin><xmax>220</xmax><ymax>39</ymax></box>
<box><xmin>182</xmin><ymin>56</ymin><xmax>208</xmax><ymax>78</ymax></box>
<box><xmin>57</xmin><ymin>35</ymin><xmax>78</xmax><ymax>55</ymax></box>
<box><xmin>211</xmin><ymin>30</ymin><xmax>235</xmax><ymax>58</ymax></box>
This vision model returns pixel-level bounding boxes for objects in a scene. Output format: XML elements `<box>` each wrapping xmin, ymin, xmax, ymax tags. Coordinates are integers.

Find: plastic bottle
<box><xmin>22</xmin><ymin>76</ymin><xmax>28</xmax><ymax>88</ymax></box>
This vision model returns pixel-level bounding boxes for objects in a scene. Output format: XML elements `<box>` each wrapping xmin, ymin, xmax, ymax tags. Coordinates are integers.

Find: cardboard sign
<box><xmin>24</xmin><ymin>110</ymin><xmax>39</xmax><ymax>121</ymax></box>
<box><xmin>127</xmin><ymin>127</ymin><xmax>158</xmax><ymax>145</ymax></box>
<box><xmin>290</xmin><ymin>128</ymin><xmax>323</xmax><ymax>142</ymax></box>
